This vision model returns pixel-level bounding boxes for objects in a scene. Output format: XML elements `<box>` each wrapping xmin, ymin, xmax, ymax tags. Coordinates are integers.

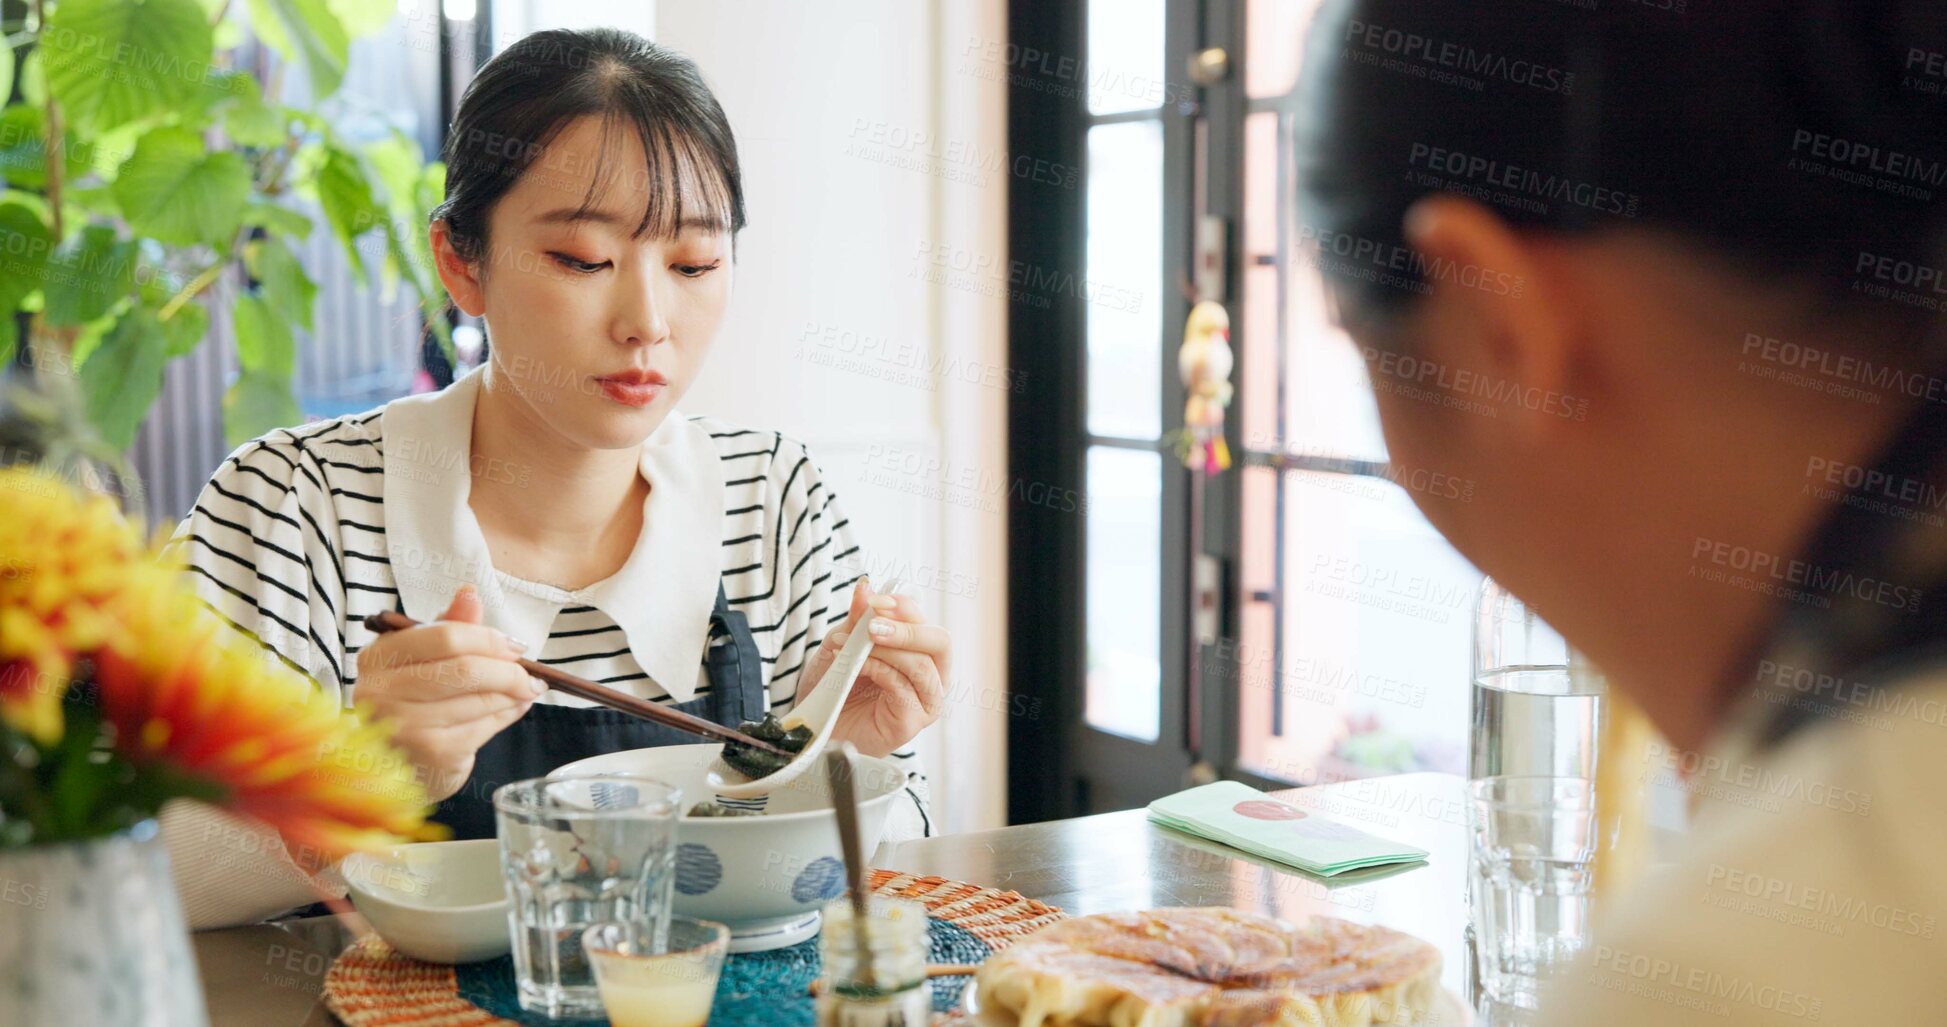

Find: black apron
<box><xmin>429</xmin><ymin>579</ymin><xmax>768</xmax><ymax>840</ymax></box>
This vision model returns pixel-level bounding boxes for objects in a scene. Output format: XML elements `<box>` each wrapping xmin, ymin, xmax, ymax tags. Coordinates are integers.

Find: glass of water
<box><xmin>1468</xmin><ymin>775</ymin><xmax>1596</xmax><ymax>1012</ymax></box>
<box><xmin>494</xmin><ymin>774</ymin><xmax>682</xmax><ymax>1019</ymax></box>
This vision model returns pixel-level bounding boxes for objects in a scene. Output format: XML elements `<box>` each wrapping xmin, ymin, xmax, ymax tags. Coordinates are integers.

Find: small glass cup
<box><xmin>1468</xmin><ymin>776</ymin><xmax>1597</xmax><ymax>1011</ymax></box>
<box><xmin>584</xmin><ymin>917</ymin><xmax>729</xmax><ymax>1027</ymax></box>
<box><xmin>494</xmin><ymin>774</ymin><xmax>682</xmax><ymax>1019</ymax></box>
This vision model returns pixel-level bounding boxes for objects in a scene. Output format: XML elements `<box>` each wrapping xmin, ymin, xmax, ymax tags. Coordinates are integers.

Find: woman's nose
<box><xmin>614</xmin><ymin>272</ymin><xmax>671</xmax><ymax>346</ymax></box>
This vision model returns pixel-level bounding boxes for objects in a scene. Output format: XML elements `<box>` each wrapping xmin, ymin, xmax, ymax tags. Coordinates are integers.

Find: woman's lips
<box><xmin>594</xmin><ymin>371</ymin><xmax>666</xmax><ymax>408</ymax></box>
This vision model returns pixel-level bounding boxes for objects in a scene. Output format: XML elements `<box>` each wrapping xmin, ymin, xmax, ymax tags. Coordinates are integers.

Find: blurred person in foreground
<box><xmin>1296</xmin><ymin>1</ymin><xmax>1946</xmax><ymax>1022</ymax></box>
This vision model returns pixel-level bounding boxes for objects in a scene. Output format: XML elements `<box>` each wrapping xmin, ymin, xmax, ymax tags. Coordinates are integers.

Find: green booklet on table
<box><xmin>1148</xmin><ymin>780</ymin><xmax>1429</xmax><ymax>877</ymax></box>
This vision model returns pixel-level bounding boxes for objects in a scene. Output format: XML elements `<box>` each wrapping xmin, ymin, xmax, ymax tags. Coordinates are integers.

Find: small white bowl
<box><xmin>342</xmin><ymin>838</ymin><xmax>510</xmax><ymax>964</ymax></box>
<box><xmin>553</xmin><ymin>744</ymin><xmax>907</xmax><ymax>952</ymax></box>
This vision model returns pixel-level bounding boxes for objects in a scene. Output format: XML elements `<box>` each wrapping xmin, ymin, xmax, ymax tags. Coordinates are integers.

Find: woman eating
<box><xmin>160</xmin><ymin>27</ymin><xmax>949</xmax><ymax>928</ymax></box>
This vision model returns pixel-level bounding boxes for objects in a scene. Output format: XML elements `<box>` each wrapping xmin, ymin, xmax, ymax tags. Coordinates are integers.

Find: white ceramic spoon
<box><xmin>703</xmin><ymin>578</ymin><xmax>900</xmax><ymax>799</ymax></box>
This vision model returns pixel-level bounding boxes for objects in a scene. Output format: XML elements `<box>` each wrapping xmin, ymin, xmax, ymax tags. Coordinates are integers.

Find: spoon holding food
<box><xmin>704</xmin><ymin>578</ymin><xmax>902</xmax><ymax>799</ymax></box>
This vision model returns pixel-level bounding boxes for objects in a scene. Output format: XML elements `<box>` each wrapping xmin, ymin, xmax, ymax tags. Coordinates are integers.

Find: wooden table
<box><xmin>195</xmin><ymin>772</ymin><xmax>1471</xmax><ymax>1025</ymax></box>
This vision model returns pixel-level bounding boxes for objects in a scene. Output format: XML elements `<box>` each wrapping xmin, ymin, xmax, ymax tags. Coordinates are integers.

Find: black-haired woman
<box><xmin>160</xmin><ymin>28</ymin><xmax>947</xmax><ymax>929</ymax></box>
<box><xmin>1298</xmin><ymin>0</ymin><xmax>1946</xmax><ymax>1021</ymax></box>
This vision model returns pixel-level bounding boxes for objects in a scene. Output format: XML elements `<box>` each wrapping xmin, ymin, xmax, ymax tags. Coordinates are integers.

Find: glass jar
<box><xmin>817</xmin><ymin>896</ymin><xmax>932</xmax><ymax>1026</ymax></box>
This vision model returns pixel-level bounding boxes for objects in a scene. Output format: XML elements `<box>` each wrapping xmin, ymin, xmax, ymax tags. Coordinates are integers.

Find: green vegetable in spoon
<box><xmin>721</xmin><ymin>713</ymin><xmax>814</xmax><ymax>780</ymax></box>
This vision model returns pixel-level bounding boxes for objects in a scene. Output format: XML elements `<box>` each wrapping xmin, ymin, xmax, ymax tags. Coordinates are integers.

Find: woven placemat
<box><xmin>324</xmin><ymin>868</ymin><xmax>1065</xmax><ymax>1026</ymax></box>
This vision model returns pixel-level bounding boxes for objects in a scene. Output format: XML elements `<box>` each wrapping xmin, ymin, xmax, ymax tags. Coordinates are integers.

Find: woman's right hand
<box><xmin>354</xmin><ymin>585</ymin><xmax>540</xmax><ymax>802</ymax></box>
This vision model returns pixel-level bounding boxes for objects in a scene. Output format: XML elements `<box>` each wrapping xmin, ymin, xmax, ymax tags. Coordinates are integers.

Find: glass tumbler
<box><xmin>494</xmin><ymin>774</ymin><xmax>682</xmax><ymax>1019</ymax></box>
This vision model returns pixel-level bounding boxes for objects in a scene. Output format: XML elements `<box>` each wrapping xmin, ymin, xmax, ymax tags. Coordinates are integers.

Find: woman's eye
<box><xmin>549</xmin><ymin>253</ymin><xmax>610</xmax><ymax>274</ymax></box>
<box><xmin>674</xmin><ymin>260</ymin><xmax>723</xmax><ymax>279</ymax></box>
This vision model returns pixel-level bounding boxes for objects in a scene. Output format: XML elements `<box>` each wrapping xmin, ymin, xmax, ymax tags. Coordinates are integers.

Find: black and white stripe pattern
<box><xmin>168</xmin><ymin>408</ymin><xmax>932</xmax><ymax>838</ymax></box>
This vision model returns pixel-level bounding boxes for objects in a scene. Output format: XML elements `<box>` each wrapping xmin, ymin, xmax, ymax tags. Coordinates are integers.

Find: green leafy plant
<box><xmin>1</xmin><ymin>0</ymin><xmax>450</xmax><ymax>450</ymax></box>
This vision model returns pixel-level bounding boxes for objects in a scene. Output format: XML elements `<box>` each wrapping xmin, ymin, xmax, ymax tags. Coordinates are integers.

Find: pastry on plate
<box><xmin>972</xmin><ymin>907</ymin><xmax>1441</xmax><ymax>1027</ymax></box>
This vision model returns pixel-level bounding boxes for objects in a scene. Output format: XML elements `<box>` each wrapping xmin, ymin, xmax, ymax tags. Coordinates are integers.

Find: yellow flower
<box><xmin>0</xmin><ymin>465</ymin><xmax>433</xmax><ymax>855</ymax></box>
<box><xmin>0</xmin><ymin>466</ymin><xmax>146</xmax><ymax>743</ymax></box>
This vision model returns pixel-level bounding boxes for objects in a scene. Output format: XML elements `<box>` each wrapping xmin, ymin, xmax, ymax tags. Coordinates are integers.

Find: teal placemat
<box><xmin>453</xmin><ymin>916</ymin><xmax>990</xmax><ymax>1026</ymax></box>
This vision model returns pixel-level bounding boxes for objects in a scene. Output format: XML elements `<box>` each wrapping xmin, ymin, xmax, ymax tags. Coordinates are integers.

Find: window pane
<box><xmin>1281</xmin><ymin>259</ymin><xmax>1388</xmax><ymax>461</ymax></box>
<box><xmin>1234</xmin><ymin>471</ymin><xmax>1478</xmax><ymax>783</ymax></box>
<box><xmin>1245</xmin><ymin>0</ymin><xmax>1326</xmax><ymax>100</ymax></box>
<box><xmin>1085</xmin><ymin>121</ymin><xmax>1163</xmax><ymax>439</ymax></box>
<box><xmin>1085</xmin><ymin>446</ymin><xmax>1162</xmax><ymax>742</ymax></box>
<box><xmin>1088</xmin><ymin>0</ymin><xmax>1166</xmax><ymax>115</ymax></box>
<box><xmin>1235</xmin><ymin>104</ymin><xmax>1386</xmax><ymax>462</ymax></box>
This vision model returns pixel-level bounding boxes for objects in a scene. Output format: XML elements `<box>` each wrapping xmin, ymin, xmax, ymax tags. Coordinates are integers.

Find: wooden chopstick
<box><xmin>361</xmin><ymin>610</ymin><xmax>791</xmax><ymax>757</ymax></box>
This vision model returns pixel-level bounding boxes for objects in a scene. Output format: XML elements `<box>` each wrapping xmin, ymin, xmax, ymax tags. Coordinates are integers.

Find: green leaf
<box><xmin>159</xmin><ymin>298</ymin><xmax>209</xmax><ymax>357</ymax></box>
<box><xmin>43</xmin><ymin>226</ymin><xmax>137</xmax><ymax>327</ymax></box>
<box><xmin>246</xmin><ymin>0</ymin><xmax>351</xmax><ymax>100</ymax></box>
<box><xmin>111</xmin><ymin>127</ymin><xmax>251</xmax><ymax>247</ymax></box>
<box><xmin>0</xmin><ymin>104</ymin><xmax>88</xmax><ymax>191</ymax></box>
<box><xmin>41</xmin><ymin>0</ymin><xmax>217</xmax><ymax>134</ymax></box>
<box><xmin>315</xmin><ymin>141</ymin><xmax>380</xmax><ymax>284</ymax></box>
<box><xmin>220</xmin><ymin>74</ymin><xmax>290</xmax><ymax>148</ymax></box>
<box><xmin>244</xmin><ymin>235</ymin><xmax>317</xmax><ymax>332</ymax></box>
<box><xmin>223</xmin><ymin>367</ymin><xmax>301</xmax><ymax>448</ymax></box>
<box><xmin>69</xmin><ymin>306</ymin><xmax>124</xmax><ymax>367</ymax></box>
<box><xmin>327</xmin><ymin>0</ymin><xmax>394</xmax><ymax>37</ymax></box>
<box><xmin>18</xmin><ymin>50</ymin><xmax>47</xmax><ymax>108</ymax></box>
<box><xmin>231</xmin><ymin>291</ymin><xmax>295</xmax><ymax>375</ymax></box>
<box><xmin>0</xmin><ymin>201</ymin><xmax>54</xmax><ymax>314</ymax></box>
<box><xmin>0</xmin><ymin>313</ymin><xmax>16</xmax><ymax>367</ymax></box>
<box><xmin>241</xmin><ymin>200</ymin><xmax>315</xmax><ymax>240</ymax></box>
<box><xmin>78</xmin><ymin>305</ymin><xmax>169</xmax><ymax>451</ymax></box>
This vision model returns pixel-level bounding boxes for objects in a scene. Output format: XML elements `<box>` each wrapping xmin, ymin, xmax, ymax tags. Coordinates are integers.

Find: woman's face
<box><xmin>436</xmin><ymin>115</ymin><xmax>734</xmax><ymax>451</ymax></box>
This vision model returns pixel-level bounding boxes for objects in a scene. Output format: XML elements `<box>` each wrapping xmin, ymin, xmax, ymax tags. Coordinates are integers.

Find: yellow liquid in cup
<box><xmin>593</xmin><ymin>956</ymin><xmax>719</xmax><ymax>1027</ymax></box>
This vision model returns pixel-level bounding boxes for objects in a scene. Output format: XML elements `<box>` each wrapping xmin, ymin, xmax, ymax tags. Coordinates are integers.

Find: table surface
<box><xmin>196</xmin><ymin>772</ymin><xmax>1470</xmax><ymax>1025</ymax></box>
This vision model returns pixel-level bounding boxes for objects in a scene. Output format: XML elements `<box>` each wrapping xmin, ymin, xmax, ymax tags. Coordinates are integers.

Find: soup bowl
<box><xmin>552</xmin><ymin>743</ymin><xmax>906</xmax><ymax>952</ymax></box>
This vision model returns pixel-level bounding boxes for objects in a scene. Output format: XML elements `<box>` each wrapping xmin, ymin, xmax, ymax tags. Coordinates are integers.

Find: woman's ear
<box><xmin>429</xmin><ymin>220</ymin><xmax>487</xmax><ymax>318</ymax></box>
<box><xmin>1401</xmin><ymin>195</ymin><xmax>1583</xmax><ymax>437</ymax></box>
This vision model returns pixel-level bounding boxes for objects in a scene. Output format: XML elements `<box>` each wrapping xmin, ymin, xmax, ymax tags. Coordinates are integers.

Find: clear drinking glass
<box><xmin>494</xmin><ymin>774</ymin><xmax>682</xmax><ymax>1019</ymax></box>
<box><xmin>1468</xmin><ymin>776</ymin><xmax>1597</xmax><ymax>1012</ymax></box>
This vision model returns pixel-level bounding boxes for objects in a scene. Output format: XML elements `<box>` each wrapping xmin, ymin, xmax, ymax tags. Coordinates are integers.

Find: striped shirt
<box><xmin>169</xmin><ymin>370</ymin><xmax>930</xmax><ymax>846</ymax></box>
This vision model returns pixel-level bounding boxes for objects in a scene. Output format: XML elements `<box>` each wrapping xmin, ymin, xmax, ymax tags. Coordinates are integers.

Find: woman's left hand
<box><xmin>799</xmin><ymin>579</ymin><xmax>950</xmax><ymax>758</ymax></box>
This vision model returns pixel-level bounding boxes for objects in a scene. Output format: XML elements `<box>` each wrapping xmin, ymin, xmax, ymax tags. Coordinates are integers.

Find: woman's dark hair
<box><xmin>431</xmin><ymin>27</ymin><xmax>745</xmax><ymax>265</ymax></box>
<box><xmin>1296</xmin><ymin>0</ymin><xmax>1947</xmax><ymax>341</ymax></box>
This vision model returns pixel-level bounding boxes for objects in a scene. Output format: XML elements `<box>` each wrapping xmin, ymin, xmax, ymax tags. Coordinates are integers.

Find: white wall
<box><xmin>655</xmin><ymin>0</ymin><xmax>1011</xmax><ymax>835</ymax></box>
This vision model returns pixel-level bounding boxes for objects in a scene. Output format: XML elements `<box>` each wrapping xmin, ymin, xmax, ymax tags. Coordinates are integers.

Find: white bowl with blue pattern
<box><xmin>551</xmin><ymin>743</ymin><xmax>907</xmax><ymax>952</ymax></box>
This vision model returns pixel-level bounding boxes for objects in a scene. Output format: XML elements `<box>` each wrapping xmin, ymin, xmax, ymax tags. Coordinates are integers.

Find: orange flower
<box><xmin>93</xmin><ymin>561</ymin><xmax>438</xmax><ymax>856</ymax></box>
<box><xmin>0</xmin><ymin>464</ymin><xmax>433</xmax><ymax>855</ymax></box>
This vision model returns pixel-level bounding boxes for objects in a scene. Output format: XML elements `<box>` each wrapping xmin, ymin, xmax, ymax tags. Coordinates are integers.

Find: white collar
<box><xmin>380</xmin><ymin>367</ymin><xmax>725</xmax><ymax>701</ymax></box>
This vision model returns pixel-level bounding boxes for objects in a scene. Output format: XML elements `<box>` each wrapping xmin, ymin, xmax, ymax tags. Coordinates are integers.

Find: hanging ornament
<box><xmin>1174</xmin><ymin>299</ymin><xmax>1234</xmax><ymax>475</ymax></box>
